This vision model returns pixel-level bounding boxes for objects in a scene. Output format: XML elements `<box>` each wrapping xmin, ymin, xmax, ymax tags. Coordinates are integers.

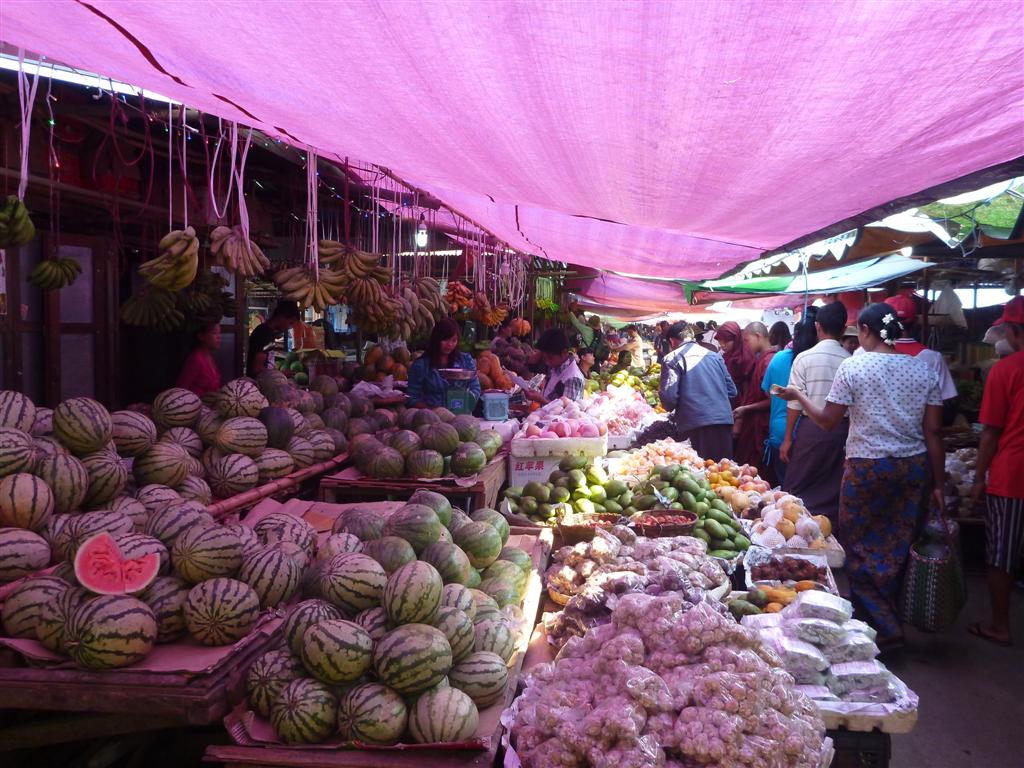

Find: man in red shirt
<box><xmin>970</xmin><ymin>296</ymin><xmax>1024</xmax><ymax>646</ymax></box>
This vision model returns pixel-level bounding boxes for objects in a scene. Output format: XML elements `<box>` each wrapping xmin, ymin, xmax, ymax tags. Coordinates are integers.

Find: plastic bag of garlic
<box><xmin>505</xmin><ymin>594</ymin><xmax>833</xmax><ymax>768</ymax></box>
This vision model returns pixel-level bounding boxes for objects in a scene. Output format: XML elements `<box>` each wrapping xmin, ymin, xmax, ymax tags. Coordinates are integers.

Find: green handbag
<box><xmin>899</xmin><ymin>509</ymin><xmax>967</xmax><ymax>632</ymax></box>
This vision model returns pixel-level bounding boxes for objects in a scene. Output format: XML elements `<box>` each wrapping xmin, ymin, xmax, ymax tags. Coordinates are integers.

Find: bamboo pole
<box><xmin>206</xmin><ymin>452</ymin><xmax>350</xmax><ymax>519</ymax></box>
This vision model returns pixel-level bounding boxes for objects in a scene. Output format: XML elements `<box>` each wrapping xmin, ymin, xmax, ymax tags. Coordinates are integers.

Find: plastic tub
<box><xmin>481</xmin><ymin>391</ymin><xmax>510</xmax><ymax>421</ymax></box>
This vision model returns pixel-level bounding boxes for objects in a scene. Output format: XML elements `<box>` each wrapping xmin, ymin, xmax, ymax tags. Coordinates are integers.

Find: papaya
<box><xmin>559</xmin><ymin>455</ymin><xmax>589</xmax><ymax>472</ymax></box>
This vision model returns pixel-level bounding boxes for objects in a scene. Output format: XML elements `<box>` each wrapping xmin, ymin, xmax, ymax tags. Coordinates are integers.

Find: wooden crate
<box><xmin>318</xmin><ymin>451</ymin><xmax>507</xmax><ymax>514</ymax></box>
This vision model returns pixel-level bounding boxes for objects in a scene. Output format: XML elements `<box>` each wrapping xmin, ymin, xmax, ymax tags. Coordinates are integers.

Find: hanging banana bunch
<box><xmin>138</xmin><ymin>226</ymin><xmax>199</xmax><ymax>291</ymax></box>
<box><xmin>351</xmin><ymin>290</ymin><xmax>403</xmax><ymax>339</ymax></box>
<box><xmin>446</xmin><ymin>281</ymin><xmax>473</xmax><ymax>313</ymax></box>
<box><xmin>415</xmin><ymin>277</ymin><xmax>447</xmax><ymax>321</ymax></box>
<box><xmin>471</xmin><ymin>291</ymin><xmax>509</xmax><ymax>327</ymax></box>
<box><xmin>28</xmin><ymin>256</ymin><xmax>83</xmax><ymax>291</ymax></box>
<box><xmin>0</xmin><ymin>195</ymin><xmax>36</xmax><ymax>248</ymax></box>
<box><xmin>273</xmin><ymin>265</ymin><xmax>347</xmax><ymax>312</ymax></box>
<box><xmin>209</xmin><ymin>225</ymin><xmax>271</xmax><ymax>276</ymax></box>
<box><xmin>120</xmin><ymin>287</ymin><xmax>185</xmax><ymax>332</ymax></box>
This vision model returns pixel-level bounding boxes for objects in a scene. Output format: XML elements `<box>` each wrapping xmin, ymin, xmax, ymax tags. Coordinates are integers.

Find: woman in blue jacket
<box><xmin>406</xmin><ymin>318</ymin><xmax>480</xmax><ymax>408</ymax></box>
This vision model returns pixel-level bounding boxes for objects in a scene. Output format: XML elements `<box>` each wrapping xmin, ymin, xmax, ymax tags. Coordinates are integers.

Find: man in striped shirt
<box><xmin>970</xmin><ymin>297</ymin><xmax>1024</xmax><ymax>647</ymax></box>
<box><xmin>780</xmin><ymin>301</ymin><xmax>850</xmax><ymax>521</ymax></box>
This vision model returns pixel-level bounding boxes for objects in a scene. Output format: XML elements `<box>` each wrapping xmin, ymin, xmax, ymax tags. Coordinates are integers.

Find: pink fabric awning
<box><xmin>2</xmin><ymin>1</ymin><xmax>1022</xmax><ymax>279</ymax></box>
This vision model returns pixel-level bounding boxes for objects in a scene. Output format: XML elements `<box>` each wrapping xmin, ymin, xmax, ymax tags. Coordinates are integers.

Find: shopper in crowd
<box><xmin>569</xmin><ymin>311</ymin><xmax>609</xmax><ymax>365</ymax></box>
<box><xmin>247</xmin><ymin>300</ymin><xmax>301</xmax><ymax>377</ymax></box>
<box><xmin>715</xmin><ymin>320</ymin><xmax>756</xmax><ymax>408</ymax></box>
<box><xmin>779</xmin><ymin>303</ymin><xmax>944</xmax><ymax>649</ymax></box>
<box><xmin>526</xmin><ymin>328</ymin><xmax>585</xmax><ymax>404</ymax></box>
<box><xmin>406</xmin><ymin>318</ymin><xmax>480</xmax><ymax>408</ymax></box>
<box><xmin>970</xmin><ymin>297</ymin><xmax>1024</xmax><ymax>647</ymax></box>
<box><xmin>490</xmin><ymin>317</ymin><xmax>516</xmax><ymax>351</ymax></box>
<box><xmin>841</xmin><ymin>325</ymin><xmax>859</xmax><ymax>355</ymax></box>
<box><xmin>660</xmin><ymin>321</ymin><xmax>737</xmax><ymax>460</ymax></box>
<box><xmin>732</xmin><ymin>322</ymin><xmax>776</xmax><ymax>469</ymax></box>
<box><xmin>655</xmin><ymin>320</ymin><xmax>671</xmax><ymax>361</ymax></box>
<box><xmin>761</xmin><ymin>322</ymin><xmax>796</xmax><ymax>485</ymax></box>
<box><xmin>612</xmin><ymin>325</ymin><xmax>646</xmax><ymax>366</ymax></box>
<box><xmin>176</xmin><ymin>321</ymin><xmax>222</xmax><ymax>397</ymax></box>
<box><xmin>576</xmin><ymin>348</ymin><xmax>596</xmax><ymax>378</ymax></box>
<box><xmin>886</xmin><ymin>294</ymin><xmax>958</xmax><ymax>402</ymax></box>
<box><xmin>702</xmin><ymin>320</ymin><xmax>721</xmax><ymax>350</ymax></box>
<box><xmin>780</xmin><ymin>302</ymin><xmax>850</xmax><ymax>521</ymax></box>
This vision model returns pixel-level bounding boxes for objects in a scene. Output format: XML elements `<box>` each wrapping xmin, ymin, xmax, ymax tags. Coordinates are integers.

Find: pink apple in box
<box><xmin>525</xmin><ymin>424</ymin><xmax>543</xmax><ymax>437</ymax></box>
<box><xmin>578</xmin><ymin>422</ymin><xmax>600</xmax><ymax>438</ymax></box>
<box><xmin>540</xmin><ymin>430</ymin><xmax>559</xmax><ymax>439</ymax></box>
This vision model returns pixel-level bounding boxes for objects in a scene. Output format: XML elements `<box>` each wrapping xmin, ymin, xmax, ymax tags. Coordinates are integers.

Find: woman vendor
<box><xmin>526</xmin><ymin>328</ymin><xmax>585</xmax><ymax>404</ymax></box>
<box><xmin>407</xmin><ymin>318</ymin><xmax>480</xmax><ymax>408</ymax></box>
<box><xmin>176</xmin><ymin>322</ymin><xmax>222</xmax><ymax>397</ymax></box>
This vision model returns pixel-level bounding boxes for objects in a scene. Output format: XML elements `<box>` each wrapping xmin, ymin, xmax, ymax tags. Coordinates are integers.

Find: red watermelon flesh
<box><xmin>74</xmin><ymin>532</ymin><xmax>160</xmax><ymax>595</ymax></box>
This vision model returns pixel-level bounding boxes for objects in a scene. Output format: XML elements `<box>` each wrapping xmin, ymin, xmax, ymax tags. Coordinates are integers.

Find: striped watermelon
<box><xmin>497</xmin><ymin>546</ymin><xmax>533</xmax><ymax>573</ymax></box>
<box><xmin>331</xmin><ymin>507</ymin><xmax>384</xmax><ymax>541</ymax></box>
<box><xmin>255</xmin><ymin>448</ymin><xmax>294</xmax><ymax>482</ymax></box>
<box><xmin>410</xmin><ymin>408</ymin><xmax>440</xmax><ymax>430</ymax></box>
<box><xmin>481</xmin><ymin>561</ymin><xmax>526</xmax><ymax>596</ymax></box>
<box><xmin>447</xmin><ymin>507</ymin><xmax>472</xmax><ymax>533</ymax></box>
<box><xmin>303</xmin><ymin>413</ymin><xmax>325</xmax><ymax>433</ymax></box>
<box><xmin>361</xmin><ymin>446</ymin><xmax>404</xmax><ymax>479</ymax></box>
<box><xmin>337</xmin><ymin>683</ymin><xmax>408</xmax><ymax>746</ymax></box>
<box><xmin>275</xmin><ymin>541</ymin><xmax>310</xmax><ymax>570</ymax></box>
<box><xmin>139</xmin><ymin>575</ymin><xmax>190</xmax><ymax>642</ymax></box>
<box><xmin>215</xmin><ymin>417</ymin><xmax>268</xmax><ymax>457</ymax></box>
<box><xmin>109</xmin><ymin>495</ymin><xmax>149</xmax><ymax>532</ymax></box>
<box><xmin>35</xmin><ymin>585</ymin><xmax>89</xmax><ymax>652</ymax></box>
<box><xmin>407</xmin><ymin>686</ymin><xmax>479</xmax><ymax>743</ymax></box>
<box><xmin>64</xmin><ymin>594</ymin><xmax>156</xmax><ymax>669</ymax></box>
<box><xmin>468</xmin><ymin>589</ymin><xmax>499</xmax><ymax>617</ymax></box>
<box><xmin>0</xmin><ymin>391</ymin><xmax>36</xmax><ymax>432</ymax></box>
<box><xmin>286</xmin><ymin>436</ymin><xmax>315</xmax><ymax>469</ymax></box>
<box><xmin>33</xmin><ymin>453</ymin><xmax>89</xmax><ymax>514</ymax></box>
<box><xmin>184</xmin><ymin>577</ymin><xmax>260</xmax><ymax>646</ymax></box>
<box><xmin>194</xmin><ymin>409</ymin><xmax>224</xmax><ymax>445</ymax></box>
<box><xmin>247</xmin><ymin>648</ymin><xmax>305</xmax><ymax>718</ymax></box>
<box><xmin>114</xmin><ymin>532</ymin><xmax>170</xmax><ymax>575</ymax></box>
<box><xmin>110</xmin><ymin>411</ymin><xmax>158</xmax><ymax>458</ymax></box>
<box><xmin>186</xmin><ymin>456</ymin><xmax>205</xmax><ymax>477</ymax></box>
<box><xmin>300</xmin><ymin>619</ymin><xmax>373</xmax><ymax>684</ymax></box>
<box><xmin>437</xmin><ymin>526</ymin><xmax>453</xmax><ymax>544</ymax></box>
<box><xmin>383</xmin><ymin>561</ymin><xmax>442</xmax><ymax>624</ymax></box>
<box><xmin>52</xmin><ymin>397</ymin><xmax>113</xmax><ymax>456</ymax></box>
<box><xmin>0</xmin><ymin>472</ymin><xmax>54</xmax><ymax>531</ymax></box>
<box><xmin>473</xmin><ymin>619</ymin><xmax>515</xmax><ymax>662</ymax></box>
<box><xmin>238</xmin><ymin>546</ymin><xmax>300</xmax><ymax>607</ymax></box>
<box><xmin>440</xmin><ymin>583</ymin><xmax>476</xmax><ymax>619</ymax></box>
<box><xmin>477</xmin><ymin>577</ymin><xmax>518</xmax><ymax>609</ymax></box>
<box><xmin>176</xmin><ymin>475</ymin><xmax>213</xmax><ymax>505</ymax></box>
<box><xmin>283</xmin><ymin>599</ymin><xmax>344</xmax><ymax>656</ymax></box>
<box><xmin>253</xmin><ymin>512</ymin><xmax>317</xmax><ymax>556</ymax></box>
<box><xmin>407</xmin><ymin>490</ymin><xmax>452</xmax><ymax>527</ymax></box>
<box><xmin>217</xmin><ymin>379</ymin><xmax>268</xmax><ymax>419</ymax></box>
<box><xmin>451</xmin><ymin>522</ymin><xmax>501</xmax><ymax>569</ymax></box>
<box><xmin>0</xmin><ymin>527</ymin><xmax>50</xmax><ymax>582</ymax></box>
<box><xmin>225</xmin><ymin>522</ymin><xmax>263</xmax><ymax>557</ymax></box>
<box><xmin>1</xmin><ymin>574</ymin><xmax>68</xmax><ymax>638</ymax></box>
<box><xmin>32</xmin><ymin>436</ymin><xmax>68</xmax><ymax>464</ymax></box>
<box><xmin>448</xmin><ymin>650</ymin><xmax>508</xmax><ymax>708</ymax></box>
<box><xmin>465</xmin><ymin>568</ymin><xmax>481</xmax><ymax>589</ymax></box>
<box><xmin>431</xmin><ymin>607</ymin><xmax>476</xmax><ymax>663</ymax></box>
<box><xmin>61</xmin><ymin>511</ymin><xmax>133</xmax><ymax>560</ymax></box>
<box><xmin>152</xmin><ymin>388</ymin><xmax>202</xmax><ymax>429</ymax></box>
<box><xmin>306</xmin><ymin>430</ymin><xmax>336</xmax><ymax>462</ymax></box>
<box><xmin>320</xmin><ymin>553</ymin><xmax>387</xmax><ymax>614</ymax></box>
<box><xmin>285</xmin><ymin>408</ymin><xmax>308</xmax><ymax>437</ymax></box>
<box><xmin>353</xmin><ymin>606</ymin><xmax>391</xmax><ymax>640</ymax></box>
<box><xmin>271</xmin><ymin>678</ymin><xmax>338</xmax><ymax>744</ymax></box>
<box><xmin>417</xmin><ymin>422</ymin><xmax>460</xmax><ymax>456</ymax></box>
<box><xmin>324</xmin><ymin>428</ymin><xmax>348</xmax><ymax>455</ymax></box>
<box><xmin>81</xmin><ymin>451</ymin><xmax>129</xmax><ymax>508</ymax></box>
<box><xmin>360</xmin><ymin>536</ymin><xmax>416</xmax><ymax>574</ymax></box>
<box><xmin>373</xmin><ymin>623</ymin><xmax>452</xmax><ymax>695</ymax></box>
<box><xmin>171</xmin><ymin>524</ymin><xmax>243</xmax><ymax>583</ymax></box>
<box><xmin>419</xmin><ymin>541</ymin><xmax>472</xmax><ymax>585</ymax></box>
<box><xmin>159</xmin><ymin>426</ymin><xmax>203</xmax><ymax>458</ymax></box>
<box><xmin>144</xmin><ymin>500</ymin><xmax>215</xmax><ymax>548</ymax></box>
<box><xmin>406</xmin><ymin>449</ymin><xmax>444</xmax><ymax>479</ymax></box>
<box><xmin>132</xmin><ymin>442</ymin><xmax>190</xmax><ymax>487</ymax></box>
<box><xmin>321</xmin><ymin>408</ymin><xmax>349</xmax><ymax>434</ymax></box>
<box><xmin>387</xmin><ymin>429</ymin><xmax>420</xmax><ymax>458</ymax></box>
<box><xmin>450</xmin><ymin>415</ymin><xmax>479</xmax><ymax>443</ymax></box>
<box><xmin>0</xmin><ymin>428</ymin><xmax>35</xmax><ymax>478</ymax></box>
<box><xmin>30</xmin><ymin>408</ymin><xmax>52</xmax><ymax>436</ymax></box>
<box><xmin>207</xmin><ymin>453</ymin><xmax>259</xmax><ymax>498</ymax></box>
<box><xmin>383</xmin><ymin>504</ymin><xmax>442</xmax><ymax>554</ymax></box>
<box><xmin>135</xmin><ymin>484</ymin><xmax>181</xmax><ymax>514</ymax></box>
<box><xmin>50</xmin><ymin>558</ymin><xmax>78</xmax><ymax>584</ymax></box>
<box><xmin>470</xmin><ymin>508</ymin><xmax>510</xmax><ymax>544</ymax></box>
<box><xmin>317</xmin><ymin>533</ymin><xmax>362</xmax><ymax>561</ymax></box>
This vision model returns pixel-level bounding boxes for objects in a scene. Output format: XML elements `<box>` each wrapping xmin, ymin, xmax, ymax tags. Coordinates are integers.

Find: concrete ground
<box><xmin>884</xmin><ymin>574</ymin><xmax>1024</xmax><ymax>768</ymax></box>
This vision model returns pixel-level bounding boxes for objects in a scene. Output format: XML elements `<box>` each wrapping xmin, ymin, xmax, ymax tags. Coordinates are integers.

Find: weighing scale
<box><xmin>438</xmin><ymin>368</ymin><xmax>478</xmax><ymax>415</ymax></box>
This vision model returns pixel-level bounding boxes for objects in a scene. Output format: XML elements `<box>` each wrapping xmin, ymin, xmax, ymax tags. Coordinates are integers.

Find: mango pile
<box><xmin>503</xmin><ymin>456</ymin><xmax>633</xmax><ymax>524</ymax></box>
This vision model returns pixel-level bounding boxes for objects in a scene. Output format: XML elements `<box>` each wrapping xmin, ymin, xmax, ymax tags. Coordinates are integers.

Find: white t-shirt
<box><xmin>826</xmin><ymin>352</ymin><xmax>942</xmax><ymax>459</ymax></box>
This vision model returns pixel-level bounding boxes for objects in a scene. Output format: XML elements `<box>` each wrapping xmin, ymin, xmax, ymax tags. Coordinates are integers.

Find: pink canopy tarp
<box><xmin>2</xmin><ymin>0</ymin><xmax>1022</xmax><ymax>278</ymax></box>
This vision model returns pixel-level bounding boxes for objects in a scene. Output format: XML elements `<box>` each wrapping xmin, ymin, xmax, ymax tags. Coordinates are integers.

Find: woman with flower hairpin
<box><xmin>778</xmin><ymin>303</ymin><xmax>945</xmax><ymax>650</ymax></box>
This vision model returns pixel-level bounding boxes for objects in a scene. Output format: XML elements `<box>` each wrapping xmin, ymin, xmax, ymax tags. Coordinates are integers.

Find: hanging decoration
<box><xmin>208</xmin><ymin>122</ymin><xmax>269</xmax><ymax>276</ymax></box>
<box><xmin>4</xmin><ymin>50</ymin><xmax>39</xmax><ymax>251</ymax></box>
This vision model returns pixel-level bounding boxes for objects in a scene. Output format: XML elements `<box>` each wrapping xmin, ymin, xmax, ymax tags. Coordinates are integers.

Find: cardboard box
<box><xmin>507</xmin><ymin>455</ymin><xmax>560</xmax><ymax>488</ymax></box>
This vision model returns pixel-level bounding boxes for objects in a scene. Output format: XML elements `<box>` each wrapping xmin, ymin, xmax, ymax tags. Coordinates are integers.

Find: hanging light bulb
<box><xmin>415</xmin><ymin>214</ymin><xmax>429</xmax><ymax>249</ymax></box>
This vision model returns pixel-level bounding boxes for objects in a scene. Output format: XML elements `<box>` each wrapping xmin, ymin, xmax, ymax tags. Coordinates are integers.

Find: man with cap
<box><xmin>841</xmin><ymin>326</ymin><xmax>859</xmax><ymax>355</ymax></box>
<box><xmin>970</xmin><ymin>296</ymin><xmax>1024</xmax><ymax>646</ymax></box>
<box><xmin>660</xmin><ymin>322</ymin><xmax>737</xmax><ymax>460</ymax></box>
<box><xmin>885</xmin><ymin>293</ymin><xmax>958</xmax><ymax>402</ymax></box>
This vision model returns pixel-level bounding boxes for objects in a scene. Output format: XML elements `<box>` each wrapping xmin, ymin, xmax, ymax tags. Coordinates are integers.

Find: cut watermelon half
<box><xmin>73</xmin><ymin>532</ymin><xmax>160</xmax><ymax>595</ymax></box>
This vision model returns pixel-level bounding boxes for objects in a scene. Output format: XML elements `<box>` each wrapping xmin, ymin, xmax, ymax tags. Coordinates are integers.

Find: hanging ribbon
<box><xmin>233</xmin><ymin>127</ymin><xmax>254</xmax><ymax>244</ymax></box>
<box><xmin>16</xmin><ymin>50</ymin><xmax>41</xmax><ymax>201</ymax></box>
<box><xmin>306</xmin><ymin>149</ymin><xmax>319</xmax><ymax>281</ymax></box>
<box><xmin>207</xmin><ymin>118</ymin><xmax>237</xmax><ymax>221</ymax></box>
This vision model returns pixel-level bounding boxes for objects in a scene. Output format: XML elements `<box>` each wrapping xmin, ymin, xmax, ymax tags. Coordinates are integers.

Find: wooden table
<box><xmin>318</xmin><ymin>451</ymin><xmax>507</xmax><ymax>514</ymax></box>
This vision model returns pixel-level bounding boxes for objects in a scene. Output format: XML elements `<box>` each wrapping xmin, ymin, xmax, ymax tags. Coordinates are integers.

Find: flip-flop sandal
<box><xmin>968</xmin><ymin>622</ymin><xmax>1012</xmax><ymax>647</ymax></box>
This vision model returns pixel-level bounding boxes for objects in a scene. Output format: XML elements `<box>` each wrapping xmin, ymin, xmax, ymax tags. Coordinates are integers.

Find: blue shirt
<box><xmin>406</xmin><ymin>352</ymin><xmax>480</xmax><ymax>408</ymax></box>
<box><xmin>659</xmin><ymin>341</ymin><xmax>736</xmax><ymax>432</ymax></box>
<box><xmin>761</xmin><ymin>348</ymin><xmax>794</xmax><ymax>447</ymax></box>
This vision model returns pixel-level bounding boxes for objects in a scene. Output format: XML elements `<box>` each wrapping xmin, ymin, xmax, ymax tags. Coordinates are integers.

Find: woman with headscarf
<box><xmin>715</xmin><ymin>321</ymin><xmax>756</xmax><ymax>408</ymax></box>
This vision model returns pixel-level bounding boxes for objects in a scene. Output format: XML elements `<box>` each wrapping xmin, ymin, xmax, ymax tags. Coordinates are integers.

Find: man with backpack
<box><xmin>569</xmin><ymin>311</ymin><xmax>610</xmax><ymax>365</ymax></box>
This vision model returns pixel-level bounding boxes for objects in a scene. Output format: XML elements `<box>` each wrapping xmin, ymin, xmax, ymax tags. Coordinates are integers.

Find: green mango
<box><xmin>623</xmin><ymin>506</ymin><xmax>638</xmax><ymax>516</ymax></box>
<box><xmin>559</xmin><ymin>455</ymin><xmax>589</xmax><ymax>472</ymax></box>
<box><xmin>553</xmin><ymin>476</ymin><xmax>571</xmax><ymax>488</ymax></box>
<box><xmin>575</xmin><ymin>498</ymin><xmax>596</xmax><ymax>516</ymax></box>
<box><xmin>504</xmin><ymin>486</ymin><xmax>523</xmax><ymax>500</ymax></box>
<box><xmin>617</xmin><ymin>490</ymin><xmax>633</xmax><ymax>507</ymax></box>
<box><xmin>571</xmin><ymin>486</ymin><xmax>592</xmax><ymax>501</ymax></box>
<box><xmin>679</xmin><ymin>490</ymin><xmax>697</xmax><ymax>510</ymax></box>
<box><xmin>551</xmin><ymin>486</ymin><xmax>571</xmax><ymax>504</ymax></box>
<box><xmin>710</xmin><ymin>537</ymin><xmax>733</xmax><ymax>550</ymax></box>
<box><xmin>707</xmin><ymin>509</ymin><xmax>734</xmax><ymax>527</ymax></box>
<box><xmin>604</xmin><ymin>479</ymin><xmax>628</xmax><ymax>498</ymax></box>
<box><xmin>728</xmin><ymin>600</ymin><xmax>762</xmax><ymax>620</ymax></box>
<box><xmin>519</xmin><ymin>496</ymin><xmax>538</xmax><ymax>515</ymax></box>
<box><xmin>710</xmin><ymin>498</ymin><xmax>732</xmax><ymax>514</ymax></box>
<box><xmin>523</xmin><ymin>481</ymin><xmax>549</xmax><ymax>501</ymax></box>
<box><xmin>709</xmin><ymin>549</ymin><xmax>737</xmax><ymax>560</ymax></box>
<box><xmin>747</xmin><ymin>588</ymin><xmax>769</xmax><ymax>608</ymax></box>
<box><xmin>591</xmin><ymin>503</ymin><xmax>606</xmax><ymax>514</ymax></box>
<box><xmin>669</xmin><ymin>502</ymin><xmax>684</xmax><ymax>510</ymax></box>
<box><xmin>548</xmin><ymin>470</ymin><xmax>568</xmax><ymax>484</ymax></box>
<box><xmin>568</xmin><ymin>469</ymin><xmax>588</xmax><ymax>488</ymax></box>
<box><xmin>693</xmin><ymin>501</ymin><xmax>709</xmax><ymax>518</ymax></box>
<box><xmin>659</xmin><ymin>486</ymin><xmax>679</xmax><ymax>503</ymax></box>
<box><xmin>733</xmin><ymin>534</ymin><xmax>751</xmax><ymax>551</ymax></box>
<box><xmin>658</xmin><ymin>465</ymin><xmax>680</xmax><ymax>481</ymax></box>
<box><xmin>603</xmin><ymin>499</ymin><xmax>623</xmax><ymax>515</ymax></box>
<box><xmin>634</xmin><ymin>494</ymin><xmax>657</xmax><ymax>511</ymax></box>
<box><xmin>586</xmin><ymin>465</ymin><xmax>608</xmax><ymax>485</ymax></box>
<box><xmin>704</xmin><ymin>519</ymin><xmax>727</xmax><ymax>540</ymax></box>
<box><xmin>692</xmin><ymin>528</ymin><xmax>711</xmax><ymax>544</ymax></box>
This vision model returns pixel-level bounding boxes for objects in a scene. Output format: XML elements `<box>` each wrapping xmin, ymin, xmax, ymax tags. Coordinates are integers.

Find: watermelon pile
<box><xmin>346</xmin><ymin>405</ymin><xmax>502</xmax><ymax>481</ymax></box>
<box><xmin>243</xmin><ymin>489</ymin><xmax>533</xmax><ymax>746</ymax></box>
